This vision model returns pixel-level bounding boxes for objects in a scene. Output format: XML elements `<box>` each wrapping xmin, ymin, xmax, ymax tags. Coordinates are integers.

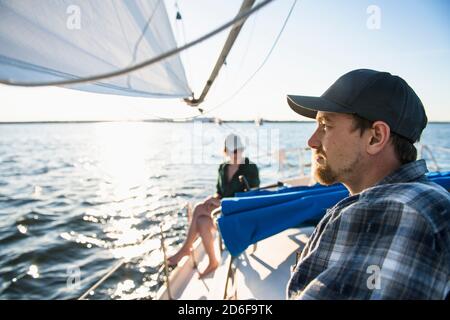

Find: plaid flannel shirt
<box><xmin>287</xmin><ymin>160</ymin><xmax>450</xmax><ymax>300</ymax></box>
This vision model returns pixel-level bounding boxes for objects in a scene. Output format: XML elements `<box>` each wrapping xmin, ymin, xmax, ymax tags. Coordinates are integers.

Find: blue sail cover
<box><xmin>0</xmin><ymin>0</ymin><xmax>191</xmax><ymax>98</ymax></box>
<box><xmin>218</xmin><ymin>171</ymin><xmax>450</xmax><ymax>256</ymax></box>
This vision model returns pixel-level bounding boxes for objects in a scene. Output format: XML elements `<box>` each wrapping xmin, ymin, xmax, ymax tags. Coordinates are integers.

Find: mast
<box><xmin>185</xmin><ymin>0</ymin><xmax>256</xmax><ymax>107</ymax></box>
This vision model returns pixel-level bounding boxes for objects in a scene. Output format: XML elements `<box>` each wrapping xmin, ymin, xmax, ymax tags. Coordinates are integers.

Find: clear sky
<box><xmin>1</xmin><ymin>0</ymin><xmax>449</xmax><ymax>122</ymax></box>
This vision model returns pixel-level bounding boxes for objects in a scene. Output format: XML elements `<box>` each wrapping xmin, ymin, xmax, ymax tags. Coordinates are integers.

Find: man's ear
<box><xmin>366</xmin><ymin>121</ymin><xmax>391</xmax><ymax>155</ymax></box>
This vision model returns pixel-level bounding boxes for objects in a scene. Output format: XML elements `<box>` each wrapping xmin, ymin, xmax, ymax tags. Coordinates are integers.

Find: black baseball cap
<box><xmin>287</xmin><ymin>69</ymin><xmax>427</xmax><ymax>142</ymax></box>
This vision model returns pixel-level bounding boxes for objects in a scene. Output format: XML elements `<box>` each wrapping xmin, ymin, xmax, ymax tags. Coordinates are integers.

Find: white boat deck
<box><xmin>232</xmin><ymin>227</ymin><xmax>313</xmax><ymax>300</ymax></box>
<box><xmin>157</xmin><ymin>226</ymin><xmax>314</xmax><ymax>300</ymax></box>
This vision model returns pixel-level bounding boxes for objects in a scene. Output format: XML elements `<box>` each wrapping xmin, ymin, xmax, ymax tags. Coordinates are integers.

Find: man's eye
<box><xmin>320</xmin><ymin>123</ymin><xmax>328</xmax><ymax>130</ymax></box>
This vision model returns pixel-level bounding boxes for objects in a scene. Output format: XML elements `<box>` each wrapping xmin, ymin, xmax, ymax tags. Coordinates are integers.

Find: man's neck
<box><xmin>344</xmin><ymin>158</ymin><xmax>402</xmax><ymax>195</ymax></box>
<box><xmin>229</xmin><ymin>156</ymin><xmax>244</xmax><ymax>165</ymax></box>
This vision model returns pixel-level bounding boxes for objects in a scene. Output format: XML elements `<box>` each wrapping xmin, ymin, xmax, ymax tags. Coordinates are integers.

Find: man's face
<box><xmin>308</xmin><ymin>111</ymin><xmax>366</xmax><ymax>185</ymax></box>
<box><xmin>227</xmin><ymin>149</ymin><xmax>244</xmax><ymax>164</ymax></box>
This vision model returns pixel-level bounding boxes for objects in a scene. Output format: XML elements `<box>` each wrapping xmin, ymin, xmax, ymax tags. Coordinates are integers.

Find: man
<box><xmin>286</xmin><ymin>69</ymin><xmax>449</xmax><ymax>299</ymax></box>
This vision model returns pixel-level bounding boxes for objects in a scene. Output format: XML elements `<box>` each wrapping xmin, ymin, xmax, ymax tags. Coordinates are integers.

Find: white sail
<box><xmin>0</xmin><ymin>0</ymin><xmax>191</xmax><ymax>98</ymax></box>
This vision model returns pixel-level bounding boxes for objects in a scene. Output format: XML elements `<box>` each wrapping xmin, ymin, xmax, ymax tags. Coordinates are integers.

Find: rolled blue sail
<box><xmin>223</xmin><ymin>183</ymin><xmax>345</xmax><ymax>216</ymax></box>
<box><xmin>218</xmin><ymin>171</ymin><xmax>450</xmax><ymax>257</ymax></box>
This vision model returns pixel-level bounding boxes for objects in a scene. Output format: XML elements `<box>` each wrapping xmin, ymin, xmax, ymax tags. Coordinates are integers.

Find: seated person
<box><xmin>167</xmin><ymin>134</ymin><xmax>260</xmax><ymax>278</ymax></box>
<box><xmin>286</xmin><ymin>69</ymin><xmax>450</xmax><ymax>299</ymax></box>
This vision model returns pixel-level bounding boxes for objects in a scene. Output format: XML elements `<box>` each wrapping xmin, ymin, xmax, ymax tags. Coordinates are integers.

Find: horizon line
<box><xmin>1</xmin><ymin>119</ymin><xmax>450</xmax><ymax>125</ymax></box>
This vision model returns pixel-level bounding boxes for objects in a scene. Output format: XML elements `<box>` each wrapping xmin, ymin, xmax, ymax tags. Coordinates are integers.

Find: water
<box><xmin>0</xmin><ymin>121</ymin><xmax>449</xmax><ymax>300</ymax></box>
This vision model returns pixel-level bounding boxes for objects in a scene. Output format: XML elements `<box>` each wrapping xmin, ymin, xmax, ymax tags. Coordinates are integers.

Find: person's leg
<box><xmin>167</xmin><ymin>202</ymin><xmax>209</xmax><ymax>266</ymax></box>
<box><xmin>197</xmin><ymin>215</ymin><xmax>219</xmax><ymax>278</ymax></box>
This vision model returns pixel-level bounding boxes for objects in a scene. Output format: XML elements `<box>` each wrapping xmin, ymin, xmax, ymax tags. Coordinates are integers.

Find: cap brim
<box><xmin>287</xmin><ymin>95</ymin><xmax>352</xmax><ymax>119</ymax></box>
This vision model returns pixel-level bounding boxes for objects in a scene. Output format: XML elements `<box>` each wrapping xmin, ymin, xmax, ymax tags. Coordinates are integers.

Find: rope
<box><xmin>185</xmin><ymin>0</ymin><xmax>257</xmax><ymax>106</ymax></box>
<box><xmin>200</xmin><ymin>0</ymin><xmax>298</xmax><ymax>116</ymax></box>
<box><xmin>236</xmin><ymin>7</ymin><xmax>259</xmax><ymax>75</ymax></box>
<box><xmin>159</xmin><ymin>225</ymin><xmax>172</xmax><ymax>300</ymax></box>
<box><xmin>78</xmin><ymin>230</ymin><xmax>160</xmax><ymax>300</ymax></box>
<box><xmin>78</xmin><ymin>259</ymin><xmax>125</xmax><ymax>300</ymax></box>
<box><xmin>143</xmin><ymin>0</ymin><xmax>298</xmax><ymax>122</ymax></box>
<box><xmin>0</xmin><ymin>0</ymin><xmax>275</xmax><ymax>87</ymax></box>
<box><xmin>77</xmin><ymin>201</ymin><xmax>193</xmax><ymax>300</ymax></box>
<box><xmin>174</xmin><ymin>1</ymin><xmax>192</xmax><ymax>81</ymax></box>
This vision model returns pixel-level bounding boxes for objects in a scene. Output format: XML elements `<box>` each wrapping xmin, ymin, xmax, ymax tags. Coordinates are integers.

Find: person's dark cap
<box><xmin>287</xmin><ymin>69</ymin><xmax>427</xmax><ymax>142</ymax></box>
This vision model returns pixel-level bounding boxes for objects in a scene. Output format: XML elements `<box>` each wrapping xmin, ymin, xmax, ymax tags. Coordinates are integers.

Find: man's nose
<box><xmin>308</xmin><ymin>129</ymin><xmax>321</xmax><ymax>150</ymax></box>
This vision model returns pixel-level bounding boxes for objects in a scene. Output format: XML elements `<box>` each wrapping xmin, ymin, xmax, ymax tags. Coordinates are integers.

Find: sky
<box><xmin>1</xmin><ymin>0</ymin><xmax>449</xmax><ymax>122</ymax></box>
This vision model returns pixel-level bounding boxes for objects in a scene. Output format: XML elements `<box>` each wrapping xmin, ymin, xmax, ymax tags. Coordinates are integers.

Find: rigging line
<box><xmin>77</xmin><ymin>224</ymin><xmax>169</xmax><ymax>300</ymax></box>
<box><xmin>207</xmin><ymin>6</ymin><xmax>260</xmax><ymax>111</ymax></box>
<box><xmin>236</xmin><ymin>4</ymin><xmax>259</xmax><ymax>77</ymax></box>
<box><xmin>130</xmin><ymin>0</ymin><xmax>162</xmax><ymax>64</ymax></box>
<box><xmin>127</xmin><ymin>0</ymin><xmax>163</xmax><ymax>88</ymax></box>
<box><xmin>0</xmin><ymin>0</ymin><xmax>276</xmax><ymax>87</ymax></box>
<box><xmin>142</xmin><ymin>0</ymin><xmax>298</xmax><ymax>123</ymax></box>
<box><xmin>77</xmin><ymin>200</ymin><xmax>193</xmax><ymax>300</ymax></box>
<box><xmin>174</xmin><ymin>0</ymin><xmax>192</xmax><ymax>84</ymax></box>
<box><xmin>78</xmin><ymin>259</ymin><xmax>125</xmax><ymax>300</ymax></box>
<box><xmin>185</xmin><ymin>0</ymin><xmax>257</xmax><ymax>107</ymax></box>
<box><xmin>210</xmin><ymin>10</ymin><xmax>261</xmax><ymax>131</ymax></box>
<box><xmin>199</xmin><ymin>0</ymin><xmax>298</xmax><ymax>117</ymax></box>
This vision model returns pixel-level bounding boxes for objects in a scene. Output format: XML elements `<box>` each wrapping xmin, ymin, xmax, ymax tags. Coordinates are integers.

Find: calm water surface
<box><xmin>0</xmin><ymin>122</ymin><xmax>448</xmax><ymax>299</ymax></box>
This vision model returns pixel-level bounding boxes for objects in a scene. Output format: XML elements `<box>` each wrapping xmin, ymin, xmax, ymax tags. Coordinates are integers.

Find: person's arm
<box><xmin>215</xmin><ymin>184</ymin><xmax>222</xmax><ymax>198</ymax></box>
<box><xmin>215</xmin><ymin>164</ymin><xmax>223</xmax><ymax>199</ymax></box>
<box><xmin>290</xmin><ymin>201</ymin><xmax>447</xmax><ymax>300</ymax></box>
<box><xmin>209</xmin><ymin>195</ymin><xmax>221</xmax><ymax>207</ymax></box>
<box><xmin>205</xmin><ymin>165</ymin><xmax>223</xmax><ymax>209</ymax></box>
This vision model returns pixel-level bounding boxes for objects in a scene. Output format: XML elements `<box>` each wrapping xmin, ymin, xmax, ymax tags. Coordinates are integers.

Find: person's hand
<box><xmin>204</xmin><ymin>196</ymin><xmax>220</xmax><ymax>211</ymax></box>
<box><xmin>209</xmin><ymin>197</ymin><xmax>221</xmax><ymax>207</ymax></box>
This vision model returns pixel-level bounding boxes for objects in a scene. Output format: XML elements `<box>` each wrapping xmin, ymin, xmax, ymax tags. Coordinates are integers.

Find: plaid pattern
<box><xmin>287</xmin><ymin>160</ymin><xmax>450</xmax><ymax>300</ymax></box>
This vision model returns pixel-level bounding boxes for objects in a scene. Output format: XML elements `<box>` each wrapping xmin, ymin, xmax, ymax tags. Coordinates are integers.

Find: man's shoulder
<box><xmin>361</xmin><ymin>178</ymin><xmax>450</xmax><ymax>208</ymax></box>
<box><xmin>356</xmin><ymin>180</ymin><xmax>450</xmax><ymax>233</ymax></box>
<box><xmin>218</xmin><ymin>162</ymin><xmax>228</xmax><ymax>172</ymax></box>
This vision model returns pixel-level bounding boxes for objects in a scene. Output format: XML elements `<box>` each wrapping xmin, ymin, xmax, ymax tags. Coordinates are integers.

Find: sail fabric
<box><xmin>0</xmin><ymin>0</ymin><xmax>191</xmax><ymax>98</ymax></box>
<box><xmin>222</xmin><ymin>183</ymin><xmax>346</xmax><ymax>215</ymax></box>
<box><xmin>218</xmin><ymin>187</ymin><xmax>347</xmax><ymax>257</ymax></box>
<box><xmin>218</xmin><ymin>171</ymin><xmax>450</xmax><ymax>257</ymax></box>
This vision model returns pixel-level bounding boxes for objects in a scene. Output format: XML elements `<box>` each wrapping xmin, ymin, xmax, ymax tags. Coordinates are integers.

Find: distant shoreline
<box><xmin>0</xmin><ymin>120</ymin><xmax>449</xmax><ymax>125</ymax></box>
<box><xmin>0</xmin><ymin>120</ymin><xmax>315</xmax><ymax>124</ymax></box>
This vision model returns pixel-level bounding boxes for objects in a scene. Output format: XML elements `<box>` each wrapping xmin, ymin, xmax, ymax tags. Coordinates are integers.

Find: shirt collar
<box><xmin>376</xmin><ymin>159</ymin><xmax>428</xmax><ymax>186</ymax></box>
<box><xmin>224</xmin><ymin>157</ymin><xmax>249</xmax><ymax>166</ymax></box>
